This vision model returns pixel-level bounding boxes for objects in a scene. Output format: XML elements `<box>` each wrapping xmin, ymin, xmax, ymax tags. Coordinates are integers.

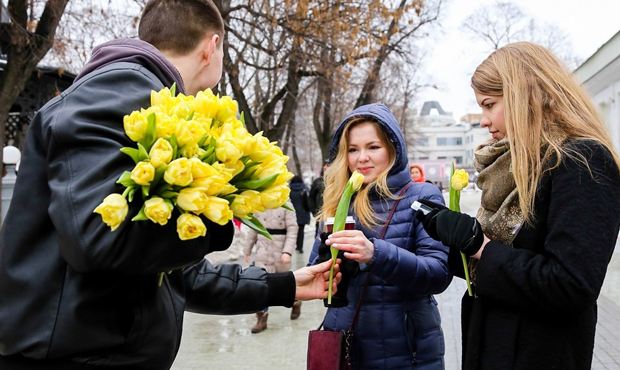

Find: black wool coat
<box><xmin>452</xmin><ymin>140</ymin><xmax>620</xmax><ymax>370</ymax></box>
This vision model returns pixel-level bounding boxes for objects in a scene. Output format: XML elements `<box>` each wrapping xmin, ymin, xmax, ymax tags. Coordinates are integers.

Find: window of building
<box><xmin>414</xmin><ymin>137</ymin><xmax>429</xmax><ymax>146</ymax></box>
<box><xmin>436</xmin><ymin>137</ymin><xmax>463</xmax><ymax>146</ymax></box>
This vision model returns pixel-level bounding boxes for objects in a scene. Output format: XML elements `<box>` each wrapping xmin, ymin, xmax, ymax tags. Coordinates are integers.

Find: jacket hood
<box><xmin>329</xmin><ymin>103</ymin><xmax>409</xmax><ymax>183</ymax></box>
<box><xmin>75</xmin><ymin>38</ymin><xmax>185</xmax><ymax>93</ymax></box>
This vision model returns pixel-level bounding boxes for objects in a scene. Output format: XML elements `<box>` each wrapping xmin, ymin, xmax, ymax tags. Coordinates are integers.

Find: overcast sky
<box><xmin>416</xmin><ymin>0</ymin><xmax>620</xmax><ymax>120</ymax></box>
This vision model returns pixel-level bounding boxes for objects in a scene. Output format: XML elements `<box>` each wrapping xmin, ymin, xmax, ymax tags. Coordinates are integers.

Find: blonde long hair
<box><xmin>471</xmin><ymin>41</ymin><xmax>620</xmax><ymax>222</ymax></box>
<box><xmin>319</xmin><ymin>118</ymin><xmax>397</xmax><ymax>228</ymax></box>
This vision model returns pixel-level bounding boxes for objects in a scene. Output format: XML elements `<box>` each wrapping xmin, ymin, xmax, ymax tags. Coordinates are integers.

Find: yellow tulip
<box><xmin>220</xmin><ymin>160</ymin><xmax>245</xmax><ymax>177</ymax></box>
<box><xmin>176</xmin><ymin>213</ymin><xmax>207</xmax><ymax>240</ymax></box>
<box><xmin>451</xmin><ymin>169</ymin><xmax>470</xmax><ymax>191</ymax></box>
<box><xmin>179</xmin><ymin>143</ymin><xmax>200</xmax><ymax>158</ymax></box>
<box><xmin>150</xmin><ymin>87</ymin><xmax>175</xmax><ymax>112</ymax></box>
<box><xmin>193</xmin><ymin>89</ymin><xmax>219</xmax><ymax>118</ymax></box>
<box><xmin>215</xmin><ymin>139</ymin><xmax>243</xmax><ymax>163</ymax></box>
<box><xmin>230</xmin><ymin>194</ymin><xmax>253</xmax><ymax>218</ymax></box>
<box><xmin>164</xmin><ymin>158</ymin><xmax>193</xmax><ymax>186</ymax></box>
<box><xmin>177</xmin><ymin>187</ymin><xmax>210</xmax><ymax>213</ymax></box>
<box><xmin>202</xmin><ymin>196</ymin><xmax>234</xmax><ymax>225</ymax></box>
<box><xmin>130</xmin><ymin>161</ymin><xmax>156</xmax><ymax>186</ymax></box>
<box><xmin>349</xmin><ymin>171</ymin><xmax>364</xmax><ymax>191</ymax></box>
<box><xmin>216</xmin><ymin>96</ymin><xmax>238</xmax><ymax>123</ymax></box>
<box><xmin>217</xmin><ymin>183</ymin><xmax>238</xmax><ymax>196</ymax></box>
<box><xmin>123</xmin><ymin>110</ymin><xmax>148</xmax><ymax>142</ymax></box>
<box><xmin>144</xmin><ymin>197</ymin><xmax>173</xmax><ymax>225</ymax></box>
<box><xmin>191</xmin><ymin>173</ymin><xmax>231</xmax><ymax>196</ymax></box>
<box><xmin>149</xmin><ymin>138</ymin><xmax>174</xmax><ymax>168</ymax></box>
<box><xmin>260</xmin><ymin>184</ymin><xmax>290</xmax><ymax>209</ymax></box>
<box><xmin>176</xmin><ymin>119</ymin><xmax>206</xmax><ymax>147</ymax></box>
<box><xmin>93</xmin><ymin>193</ymin><xmax>128</xmax><ymax>231</ymax></box>
<box><xmin>171</xmin><ymin>94</ymin><xmax>193</xmax><ymax>119</ymax></box>
<box><xmin>242</xmin><ymin>190</ymin><xmax>265</xmax><ymax>213</ymax></box>
<box><xmin>189</xmin><ymin>158</ymin><xmax>218</xmax><ymax>179</ymax></box>
<box><xmin>153</xmin><ymin>112</ymin><xmax>177</xmax><ymax>139</ymax></box>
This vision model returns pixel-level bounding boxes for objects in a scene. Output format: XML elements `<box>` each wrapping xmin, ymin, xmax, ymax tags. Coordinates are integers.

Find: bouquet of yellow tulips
<box><xmin>94</xmin><ymin>85</ymin><xmax>293</xmax><ymax>241</ymax></box>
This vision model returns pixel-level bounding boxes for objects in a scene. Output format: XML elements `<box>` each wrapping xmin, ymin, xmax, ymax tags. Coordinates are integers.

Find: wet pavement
<box><xmin>172</xmin><ymin>189</ymin><xmax>620</xmax><ymax>370</ymax></box>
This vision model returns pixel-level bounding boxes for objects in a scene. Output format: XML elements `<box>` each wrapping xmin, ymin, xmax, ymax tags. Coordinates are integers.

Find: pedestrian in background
<box><xmin>309</xmin><ymin>161</ymin><xmax>328</xmax><ymax>237</ymax></box>
<box><xmin>243</xmin><ymin>207</ymin><xmax>301</xmax><ymax>333</ymax></box>
<box><xmin>409</xmin><ymin>163</ymin><xmax>426</xmax><ymax>183</ymax></box>
<box><xmin>289</xmin><ymin>175</ymin><xmax>311</xmax><ymax>253</ymax></box>
<box><xmin>417</xmin><ymin>41</ymin><xmax>620</xmax><ymax>370</ymax></box>
<box><xmin>310</xmin><ymin>103</ymin><xmax>452</xmax><ymax>369</ymax></box>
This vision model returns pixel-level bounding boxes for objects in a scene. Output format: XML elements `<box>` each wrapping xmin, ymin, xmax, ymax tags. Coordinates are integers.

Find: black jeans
<box><xmin>296</xmin><ymin>223</ymin><xmax>306</xmax><ymax>251</ymax></box>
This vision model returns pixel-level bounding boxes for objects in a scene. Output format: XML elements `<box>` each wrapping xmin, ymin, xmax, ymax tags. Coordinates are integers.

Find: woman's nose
<box><xmin>358</xmin><ymin>149</ymin><xmax>370</xmax><ymax>161</ymax></box>
<box><xmin>480</xmin><ymin>116</ymin><xmax>491</xmax><ymax>127</ymax></box>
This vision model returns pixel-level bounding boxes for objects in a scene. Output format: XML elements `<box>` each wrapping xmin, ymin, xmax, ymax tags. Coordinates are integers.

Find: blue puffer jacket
<box><xmin>309</xmin><ymin>104</ymin><xmax>452</xmax><ymax>370</ymax></box>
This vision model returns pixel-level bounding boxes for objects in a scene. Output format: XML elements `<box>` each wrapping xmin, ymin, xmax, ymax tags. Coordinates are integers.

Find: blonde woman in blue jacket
<box><xmin>309</xmin><ymin>103</ymin><xmax>452</xmax><ymax>369</ymax></box>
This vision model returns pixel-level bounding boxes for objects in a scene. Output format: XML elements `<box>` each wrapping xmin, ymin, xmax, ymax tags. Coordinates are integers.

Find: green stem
<box><xmin>450</xmin><ymin>164</ymin><xmax>472</xmax><ymax>296</ymax></box>
<box><xmin>328</xmin><ymin>184</ymin><xmax>354</xmax><ymax>304</ymax></box>
<box><xmin>461</xmin><ymin>252</ymin><xmax>473</xmax><ymax>296</ymax></box>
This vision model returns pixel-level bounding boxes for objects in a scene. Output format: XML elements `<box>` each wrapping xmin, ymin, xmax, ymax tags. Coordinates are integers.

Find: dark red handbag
<box><xmin>307</xmin><ymin>327</ymin><xmax>352</xmax><ymax>370</ymax></box>
<box><xmin>307</xmin><ymin>182</ymin><xmax>412</xmax><ymax>370</ymax></box>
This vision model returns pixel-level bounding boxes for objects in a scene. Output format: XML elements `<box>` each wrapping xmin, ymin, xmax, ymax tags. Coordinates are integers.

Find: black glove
<box><xmin>317</xmin><ymin>232</ymin><xmax>358</xmax><ymax>307</ymax></box>
<box><xmin>414</xmin><ymin>199</ymin><xmax>485</xmax><ymax>257</ymax></box>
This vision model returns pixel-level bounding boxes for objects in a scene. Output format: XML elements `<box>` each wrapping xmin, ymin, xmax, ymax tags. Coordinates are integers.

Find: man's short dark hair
<box><xmin>139</xmin><ymin>0</ymin><xmax>225</xmax><ymax>55</ymax></box>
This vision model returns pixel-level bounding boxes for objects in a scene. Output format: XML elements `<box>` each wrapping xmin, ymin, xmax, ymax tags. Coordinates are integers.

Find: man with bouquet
<box><xmin>0</xmin><ymin>1</ymin><xmax>338</xmax><ymax>369</ymax></box>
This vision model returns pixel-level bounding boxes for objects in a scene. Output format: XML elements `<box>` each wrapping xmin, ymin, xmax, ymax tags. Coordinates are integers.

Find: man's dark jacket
<box><xmin>0</xmin><ymin>39</ymin><xmax>294</xmax><ymax>369</ymax></box>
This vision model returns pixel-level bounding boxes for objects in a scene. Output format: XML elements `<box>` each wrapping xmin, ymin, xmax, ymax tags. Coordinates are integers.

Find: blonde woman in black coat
<box><xmin>417</xmin><ymin>42</ymin><xmax>620</xmax><ymax>370</ymax></box>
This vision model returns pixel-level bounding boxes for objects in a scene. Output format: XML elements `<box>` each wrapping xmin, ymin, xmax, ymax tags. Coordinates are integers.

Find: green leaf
<box><xmin>169</xmin><ymin>136</ymin><xmax>179</xmax><ymax>160</ymax></box>
<box><xmin>128</xmin><ymin>187</ymin><xmax>136</xmax><ymax>202</ymax></box>
<box><xmin>143</xmin><ymin>113</ymin><xmax>158</xmax><ymax>150</ymax></box>
<box><xmin>235</xmin><ymin>173</ymin><xmax>279</xmax><ymax>191</ymax></box>
<box><xmin>197</xmin><ymin>134</ymin><xmax>209</xmax><ymax>147</ymax></box>
<box><xmin>131</xmin><ymin>206</ymin><xmax>148</xmax><ymax>221</ymax></box>
<box><xmin>160</xmin><ymin>190</ymin><xmax>179</xmax><ymax>199</ymax></box>
<box><xmin>186</xmin><ymin>111</ymin><xmax>195</xmax><ymax>121</ymax></box>
<box><xmin>170</xmin><ymin>83</ymin><xmax>176</xmax><ymax>96</ymax></box>
<box><xmin>142</xmin><ymin>185</ymin><xmax>149</xmax><ymax>198</ymax></box>
<box><xmin>281</xmin><ymin>203</ymin><xmax>294</xmax><ymax>212</ymax></box>
<box><xmin>116</xmin><ymin>171</ymin><xmax>135</xmax><ymax>187</ymax></box>
<box><xmin>150</xmin><ymin>166</ymin><xmax>166</xmax><ymax>190</ymax></box>
<box><xmin>240</xmin><ymin>111</ymin><xmax>246</xmax><ymax>126</ymax></box>
<box><xmin>199</xmin><ymin>145</ymin><xmax>214</xmax><ymax>161</ymax></box>
<box><xmin>120</xmin><ymin>147</ymin><xmax>141</xmax><ymax>164</ymax></box>
<box><xmin>238</xmin><ymin>216</ymin><xmax>272</xmax><ymax>240</ymax></box>
<box><xmin>137</xmin><ymin>143</ymin><xmax>150</xmax><ymax>162</ymax></box>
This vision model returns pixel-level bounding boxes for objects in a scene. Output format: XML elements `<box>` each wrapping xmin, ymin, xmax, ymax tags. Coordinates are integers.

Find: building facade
<box><xmin>574</xmin><ymin>30</ymin><xmax>620</xmax><ymax>152</ymax></box>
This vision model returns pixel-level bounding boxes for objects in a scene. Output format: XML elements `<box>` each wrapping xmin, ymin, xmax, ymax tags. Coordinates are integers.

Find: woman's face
<box><xmin>410</xmin><ymin>167</ymin><xmax>422</xmax><ymax>181</ymax></box>
<box><xmin>347</xmin><ymin>122</ymin><xmax>390</xmax><ymax>184</ymax></box>
<box><xmin>475</xmin><ymin>91</ymin><xmax>506</xmax><ymax>140</ymax></box>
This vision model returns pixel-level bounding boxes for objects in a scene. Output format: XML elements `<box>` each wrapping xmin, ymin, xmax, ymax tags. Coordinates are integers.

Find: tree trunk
<box><xmin>0</xmin><ymin>0</ymin><xmax>69</xmax><ymax>216</ymax></box>
<box><xmin>355</xmin><ymin>0</ymin><xmax>407</xmax><ymax>108</ymax></box>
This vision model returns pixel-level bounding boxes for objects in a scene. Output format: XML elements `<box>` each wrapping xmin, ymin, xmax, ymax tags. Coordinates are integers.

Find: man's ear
<box><xmin>203</xmin><ymin>34</ymin><xmax>220</xmax><ymax>65</ymax></box>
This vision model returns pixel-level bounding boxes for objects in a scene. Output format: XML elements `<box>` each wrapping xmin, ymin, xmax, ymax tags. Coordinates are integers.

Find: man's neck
<box><xmin>161</xmin><ymin>51</ymin><xmax>199</xmax><ymax>95</ymax></box>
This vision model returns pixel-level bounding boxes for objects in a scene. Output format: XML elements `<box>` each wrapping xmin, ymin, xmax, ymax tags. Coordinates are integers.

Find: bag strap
<box><xmin>348</xmin><ymin>181</ymin><xmax>413</xmax><ymax>331</ymax></box>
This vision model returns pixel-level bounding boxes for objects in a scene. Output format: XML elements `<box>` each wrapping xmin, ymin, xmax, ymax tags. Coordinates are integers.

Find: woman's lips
<box><xmin>358</xmin><ymin>167</ymin><xmax>372</xmax><ymax>174</ymax></box>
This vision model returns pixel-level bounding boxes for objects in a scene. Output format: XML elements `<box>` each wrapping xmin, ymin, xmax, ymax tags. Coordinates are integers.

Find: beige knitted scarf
<box><xmin>474</xmin><ymin>139</ymin><xmax>524</xmax><ymax>245</ymax></box>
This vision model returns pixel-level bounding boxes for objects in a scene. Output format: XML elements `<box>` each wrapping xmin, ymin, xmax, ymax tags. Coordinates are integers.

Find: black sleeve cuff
<box><xmin>205</xmin><ymin>220</ymin><xmax>234</xmax><ymax>252</ymax></box>
<box><xmin>266</xmin><ymin>271</ymin><xmax>296</xmax><ymax>307</ymax></box>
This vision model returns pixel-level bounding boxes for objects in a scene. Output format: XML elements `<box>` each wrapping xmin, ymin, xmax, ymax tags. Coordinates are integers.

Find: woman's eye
<box><xmin>348</xmin><ymin>148</ymin><xmax>358</xmax><ymax>153</ymax></box>
<box><xmin>486</xmin><ymin>103</ymin><xmax>494</xmax><ymax>109</ymax></box>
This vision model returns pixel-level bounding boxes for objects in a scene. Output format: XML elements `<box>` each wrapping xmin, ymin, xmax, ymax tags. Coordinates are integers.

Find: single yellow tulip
<box><xmin>93</xmin><ymin>193</ymin><xmax>128</xmax><ymax>231</ymax></box>
<box><xmin>176</xmin><ymin>213</ymin><xmax>207</xmax><ymax>240</ymax></box>
<box><xmin>144</xmin><ymin>197</ymin><xmax>173</xmax><ymax>225</ymax></box>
